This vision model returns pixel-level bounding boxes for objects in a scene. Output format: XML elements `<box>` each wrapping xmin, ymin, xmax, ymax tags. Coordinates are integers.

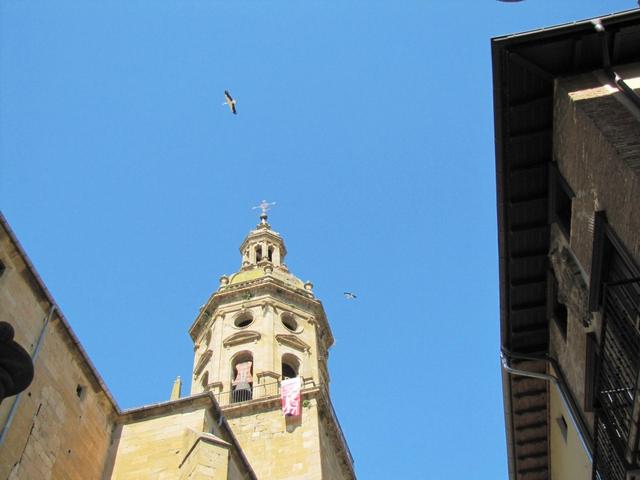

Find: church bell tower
<box><xmin>188</xmin><ymin>205</ymin><xmax>355</xmax><ymax>479</ymax></box>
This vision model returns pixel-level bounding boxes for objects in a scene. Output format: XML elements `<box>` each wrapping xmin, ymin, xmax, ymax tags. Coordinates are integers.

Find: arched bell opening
<box><xmin>281</xmin><ymin>353</ymin><xmax>300</xmax><ymax>380</ymax></box>
<box><xmin>255</xmin><ymin>245</ymin><xmax>263</xmax><ymax>263</ymax></box>
<box><xmin>267</xmin><ymin>245</ymin><xmax>274</xmax><ymax>262</ymax></box>
<box><xmin>231</xmin><ymin>351</ymin><xmax>253</xmax><ymax>403</ymax></box>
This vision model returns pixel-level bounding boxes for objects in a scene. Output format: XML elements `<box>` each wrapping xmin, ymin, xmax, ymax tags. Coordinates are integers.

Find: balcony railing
<box><xmin>593</xmin><ymin>278</ymin><xmax>640</xmax><ymax>479</ymax></box>
<box><xmin>593</xmin><ymin>414</ymin><xmax>628</xmax><ymax>480</ymax></box>
<box><xmin>214</xmin><ymin>380</ymin><xmax>281</xmax><ymax>406</ymax></box>
<box><xmin>212</xmin><ymin>378</ymin><xmax>318</xmax><ymax>407</ymax></box>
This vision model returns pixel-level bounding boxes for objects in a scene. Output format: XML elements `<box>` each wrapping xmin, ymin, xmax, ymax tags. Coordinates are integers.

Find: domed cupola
<box><xmin>238</xmin><ymin>201</ymin><xmax>287</xmax><ymax>270</ymax></box>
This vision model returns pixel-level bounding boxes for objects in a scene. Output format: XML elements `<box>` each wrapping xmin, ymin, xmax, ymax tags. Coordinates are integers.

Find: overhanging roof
<box><xmin>492</xmin><ymin>9</ymin><xmax>640</xmax><ymax>480</ymax></box>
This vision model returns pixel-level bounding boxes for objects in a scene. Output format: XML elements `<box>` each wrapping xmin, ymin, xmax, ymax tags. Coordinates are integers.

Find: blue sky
<box><xmin>1</xmin><ymin>1</ymin><xmax>636</xmax><ymax>478</ymax></box>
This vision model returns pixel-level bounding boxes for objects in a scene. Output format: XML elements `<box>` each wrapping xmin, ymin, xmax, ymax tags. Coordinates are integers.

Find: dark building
<box><xmin>492</xmin><ymin>9</ymin><xmax>640</xmax><ymax>480</ymax></box>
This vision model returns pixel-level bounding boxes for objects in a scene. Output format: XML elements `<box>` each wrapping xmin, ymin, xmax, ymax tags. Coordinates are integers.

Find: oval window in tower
<box><xmin>281</xmin><ymin>313</ymin><xmax>299</xmax><ymax>333</ymax></box>
<box><xmin>234</xmin><ymin>312</ymin><xmax>253</xmax><ymax>329</ymax></box>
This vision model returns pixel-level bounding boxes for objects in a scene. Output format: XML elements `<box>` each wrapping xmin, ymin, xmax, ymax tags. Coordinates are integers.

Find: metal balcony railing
<box><xmin>593</xmin><ymin>414</ymin><xmax>628</xmax><ymax>480</ymax></box>
<box><xmin>593</xmin><ymin>278</ymin><xmax>640</xmax><ymax>479</ymax></box>
<box><xmin>214</xmin><ymin>380</ymin><xmax>280</xmax><ymax>406</ymax></box>
<box><xmin>212</xmin><ymin>378</ymin><xmax>320</xmax><ymax>407</ymax></box>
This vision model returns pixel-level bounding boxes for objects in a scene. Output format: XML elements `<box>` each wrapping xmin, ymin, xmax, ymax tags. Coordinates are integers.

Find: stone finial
<box><xmin>170</xmin><ymin>376</ymin><xmax>182</xmax><ymax>401</ymax></box>
<box><xmin>304</xmin><ymin>281</ymin><xmax>313</xmax><ymax>292</ymax></box>
<box><xmin>219</xmin><ymin>275</ymin><xmax>229</xmax><ymax>287</ymax></box>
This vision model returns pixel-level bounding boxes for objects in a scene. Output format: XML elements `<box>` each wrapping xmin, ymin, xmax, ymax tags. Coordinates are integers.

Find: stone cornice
<box><xmin>193</xmin><ymin>349</ymin><xmax>212</xmax><ymax>376</ymax></box>
<box><xmin>275</xmin><ymin>334</ymin><xmax>311</xmax><ymax>353</ymax></box>
<box><xmin>221</xmin><ymin>385</ymin><xmax>321</xmax><ymax>416</ymax></box>
<box><xmin>189</xmin><ymin>279</ymin><xmax>333</xmax><ymax>349</ymax></box>
<box><xmin>256</xmin><ymin>370</ymin><xmax>280</xmax><ymax>381</ymax></box>
<box><xmin>222</xmin><ymin>330</ymin><xmax>261</xmax><ymax>348</ymax></box>
<box><xmin>117</xmin><ymin>393</ymin><xmax>216</xmax><ymax>424</ymax></box>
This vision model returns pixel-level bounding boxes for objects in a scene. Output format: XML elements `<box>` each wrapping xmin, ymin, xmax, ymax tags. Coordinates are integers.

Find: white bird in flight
<box><xmin>343</xmin><ymin>292</ymin><xmax>357</xmax><ymax>300</ymax></box>
<box><xmin>223</xmin><ymin>90</ymin><xmax>237</xmax><ymax>114</ymax></box>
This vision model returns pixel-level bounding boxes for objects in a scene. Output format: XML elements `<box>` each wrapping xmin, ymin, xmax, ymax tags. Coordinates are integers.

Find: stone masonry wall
<box><xmin>225</xmin><ymin>399</ymin><xmax>323</xmax><ymax>480</ymax></box>
<box><xmin>108</xmin><ymin>409</ymin><xmax>209</xmax><ymax>479</ymax></box>
<box><xmin>554</xmin><ymin>66</ymin><xmax>640</xmax><ymax>271</ymax></box>
<box><xmin>106</xmin><ymin>404</ymin><xmax>252</xmax><ymax>480</ymax></box>
<box><xmin>0</xmin><ymin>225</ymin><xmax>117</xmax><ymax>479</ymax></box>
<box><xmin>318</xmin><ymin>410</ymin><xmax>351</xmax><ymax>480</ymax></box>
<box><xmin>549</xmin><ymin>66</ymin><xmax>640</xmax><ymax>441</ymax></box>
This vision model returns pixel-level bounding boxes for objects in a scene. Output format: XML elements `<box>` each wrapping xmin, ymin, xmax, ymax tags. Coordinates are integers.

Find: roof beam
<box><xmin>508</xmin><ymin>52</ymin><xmax>554</xmax><ymax>82</ymax></box>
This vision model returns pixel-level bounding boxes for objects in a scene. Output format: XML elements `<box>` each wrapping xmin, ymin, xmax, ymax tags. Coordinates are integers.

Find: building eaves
<box><xmin>492</xmin><ymin>8</ymin><xmax>640</xmax><ymax>45</ymax></box>
<box><xmin>492</xmin><ymin>8</ymin><xmax>640</xmax><ymax>480</ymax></box>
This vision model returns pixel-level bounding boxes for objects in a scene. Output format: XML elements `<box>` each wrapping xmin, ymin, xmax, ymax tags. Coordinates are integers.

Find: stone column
<box><xmin>307</xmin><ymin>317</ymin><xmax>320</xmax><ymax>384</ymax></box>
<box><xmin>262</xmin><ymin>302</ymin><xmax>276</xmax><ymax>379</ymax></box>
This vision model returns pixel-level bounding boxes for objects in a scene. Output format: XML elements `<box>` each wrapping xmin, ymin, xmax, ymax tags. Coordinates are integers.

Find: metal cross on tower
<box><xmin>252</xmin><ymin>200</ymin><xmax>276</xmax><ymax>225</ymax></box>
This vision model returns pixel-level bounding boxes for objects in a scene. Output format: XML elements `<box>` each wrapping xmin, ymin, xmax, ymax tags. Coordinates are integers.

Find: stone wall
<box><xmin>109</xmin><ymin>409</ymin><xmax>208</xmax><ymax>479</ymax></box>
<box><xmin>225</xmin><ymin>398</ymin><xmax>323</xmax><ymax>479</ymax></box>
<box><xmin>548</xmin><ymin>226</ymin><xmax>596</xmax><ymax>435</ymax></box>
<box><xmin>549</xmin><ymin>66</ymin><xmax>640</xmax><ymax>446</ymax></box>
<box><xmin>0</xmin><ymin>222</ymin><xmax>117</xmax><ymax>479</ymax></box>
<box><xmin>107</xmin><ymin>401</ymin><xmax>253</xmax><ymax>480</ymax></box>
<box><xmin>554</xmin><ymin>66</ymin><xmax>640</xmax><ymax>271</ymax></box>
<box><xmin>318</xmin><ymin>410</ymin><xmax>350</xmax><ymax>480</ymax></box>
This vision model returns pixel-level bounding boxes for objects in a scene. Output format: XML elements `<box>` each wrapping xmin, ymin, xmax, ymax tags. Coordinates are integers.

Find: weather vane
<box><xmin>253</xmin><ymin>200</ymin><xmax>276</xmax><ymax>216</ymax></box>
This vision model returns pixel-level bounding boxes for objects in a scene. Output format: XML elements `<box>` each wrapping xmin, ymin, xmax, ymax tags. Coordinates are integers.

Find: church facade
<box><xmin>0</xmin><ymin>211</ymin><xmax>355</xmax><ymax>479</ymax></box>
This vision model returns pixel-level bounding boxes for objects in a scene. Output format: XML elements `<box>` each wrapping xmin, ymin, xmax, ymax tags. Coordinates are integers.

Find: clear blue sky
<box><xmin>1</xmin><ymin>1</ymin><xmax>635</xmax><ymax>478</ymax></box>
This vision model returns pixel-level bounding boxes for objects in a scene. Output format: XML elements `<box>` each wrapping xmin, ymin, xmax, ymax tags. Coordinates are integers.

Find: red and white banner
<box><xmin>280</xmin><ymin>377</ymin><xmax>301</xmax><ymax>417</ymax></box>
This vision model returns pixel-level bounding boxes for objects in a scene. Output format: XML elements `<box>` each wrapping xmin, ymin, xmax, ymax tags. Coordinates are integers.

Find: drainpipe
<box><xmin>500</xmin><ymin>349</ymin><xmax>593</xmax><ymax>462</ymax></box>
<box><xmin>0</xmin><ymin>305</ymin><xmax>56</xmax><ymax>445</ymax></box>
<box><xmin>592</xmin><ymin>19</ymin><xmax>640</xmax><ymax>110</ymax></box>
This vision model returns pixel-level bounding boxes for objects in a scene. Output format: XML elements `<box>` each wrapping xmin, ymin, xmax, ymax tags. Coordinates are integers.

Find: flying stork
<box><xmin>223</xmin><ymin>90</ymin><xmax>237</xmax><ymax>114</ymax></box>
<box><xmin>343</xmin><ymin>292</ymin><xmax>357</xmax><ymax>300</ymax></box>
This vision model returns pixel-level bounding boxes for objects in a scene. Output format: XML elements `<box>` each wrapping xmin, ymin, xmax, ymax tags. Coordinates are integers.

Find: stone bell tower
<box><xmin>188</xmin><ymin>205</ymin><xmax>355</xmax><ymax>479</ymax></box>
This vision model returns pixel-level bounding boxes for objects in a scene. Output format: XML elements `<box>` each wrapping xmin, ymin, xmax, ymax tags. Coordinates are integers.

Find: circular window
<box><xmin>234</xmin><ymin>313</ymin><xmax>253</xmax><ymax>328</ymax></box>
<box><xmin>281</xmin><ymin>314</ymin><xmax>298</xmax><ymax>332</ymax></box>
